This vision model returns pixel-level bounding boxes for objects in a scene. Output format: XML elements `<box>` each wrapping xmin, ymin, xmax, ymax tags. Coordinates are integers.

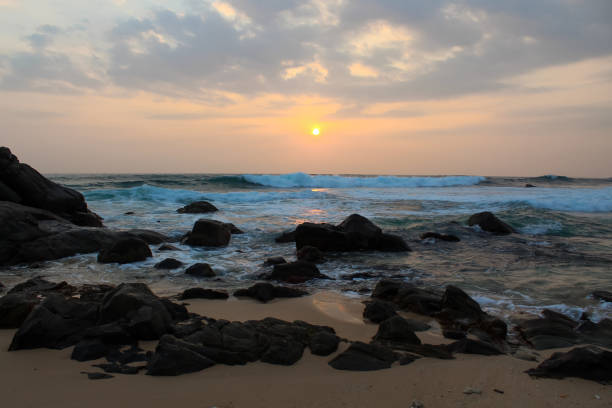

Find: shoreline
<box><xmin>1</xmin><ymin>291</ymin><xmax>610</xmax><ymax>408</ymax></box>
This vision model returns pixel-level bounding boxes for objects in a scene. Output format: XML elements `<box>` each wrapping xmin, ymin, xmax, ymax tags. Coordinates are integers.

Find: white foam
<box><xmin>520</xmin><ymin>222</ymin><xmax>562</xmax><ymax>235</ymax></box>
<box><xmin>242</xmin><ymin>173</ymin><xmax>485</xmax><ymax>188</ymax></box>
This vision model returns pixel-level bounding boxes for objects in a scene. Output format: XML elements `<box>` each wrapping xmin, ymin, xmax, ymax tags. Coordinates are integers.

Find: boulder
<box><xmin>267</xmin><ymin>261</ymin><xmax>329</xmax><ymax>284</ymax></box>
<box><xmin>8</xmin><ymin>277</ymin><xmax>76</xmax><ymax>297</ymax></box>
<box><xmin>0</xmin><ymin>147</ymin><xmax>103</xmax><ymax>227</ymax></box>
<box><xmin>373</xmin><ymin>316</ymin><xmax>422</xmax><ymax>344</ymax></box>
<box><xmin>275</xmin><ymin>230</ymin><xmax>296</xmax><ymax>243</ymax></box>
<box><xmin>0</xmin><ymin>293</ymin><xmax>39</xmax><ymax>328</ymax></box>
<box><xmin>297</xmin><ymin>245</ymin><xmax>325</xmax><ymax>263</ymax></box>
<box><xmin>184</xmin><ymin>263</ymin><xmax>216</xmax><ymax>278</ymax></box>
<box><xmin>295</xmin><ymin>214</ymin><xmax>410</xmax><ymax>252</ymax></box>
<box><xmin>420</xmin><ymin>232</ymin><xmax>460</xmax><ymax>242</ymax></box>
<box><xmin>261</xmin><ymin>338</ymin><xmax>305</xmax><ymax>365</ymax></box>
<box><xmin>329</xmin><ymin>342</ymin><xmax>398</xmax><ymax>371</ymax></box>
<box><xmin>147</xmin><ymin>335</ymin><xmax>215</xmax><ymax>376</ymax></box>
<box><xmin>177</xmin><ymin>201</ymin><xmax>218</xmax><ymax>214</ymax></box>
<box><xmin>179</xmin><ymin>288</ymin><xmax>229</xmax><ymax>300</ymax></box>
<box><xmin>154</xmin><ymin>258</ymin><xmax>183</xmax><ymax>270</ymax></box>
<box><xmin>467</xmin><ymin>212</ymin><xmax>516</xmax><ymax>234</ymax></box>
<box><xmin>363</xmin><ymin>300</ymin><xmax>397</xmax><ymax>323</ymax></box>
<box><xmin>525</xmin><ymin>346</ymin><xmax>612</xmax><ymax>382</ymax></box>
<box><xmin>592</xmin><ymin>290</ymin><xmax>612</xmax><ymax>303</ymax></box>
<box><xmin>71</xmin><ymin>339</ymin><xmax>112</xmax><ymax>362</ymax></box>
<box><xmin>447</xmin><ymin>338</ymin><xmax>503</xmax><ymax>355</ymax></box>
<box><xmin>234</xmin><ymin>283</ymin><xmax>307</xmax><ymax>303</ymax></box>
<box><xmin>516</xmin><ymin>311</ymin><xmax>580</xmax><ymax>350</ymax></box>
<box><xmin>183</xmin><ymin>219</ymin><xmax>232</xmax><ymax>247</ymax></box>
<box><xmin>309</xmin><ymin>331</ymin><xmax>340</xmax><ymax>356</ymax></box>
<box><xmin>97</xmin><ymin>237</ymin><xmax>152</xmax><ymax>264</ymax></box>
<box><xmin>264</xmin><ymin>256</ymin><xmax>287</xmax><ymax>266</ymax></box>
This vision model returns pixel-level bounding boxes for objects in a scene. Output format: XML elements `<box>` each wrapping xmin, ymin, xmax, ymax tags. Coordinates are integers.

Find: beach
<box><xmin>1</xmin><ymin>292</ymin><xmax>610</xmax><ymax>408</ymax></box>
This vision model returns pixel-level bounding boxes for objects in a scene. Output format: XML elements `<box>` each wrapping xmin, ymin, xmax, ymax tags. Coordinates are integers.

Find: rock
<box><xmin>183</xmin><ymin>219</ymin><xmax>231</xmax><ymax>247</ymax></box>
<box><xmin>77</xmin><ymin>284</ymin><xmax>116</xmax><ymax>302</ymax></box>
<box><xmin>8</xmin><ymin>277</ymin><xmax>75</xmax><ymax>297</ymax></box>
<box><xmin>516</xmin><ymin>310</ymin><xmax>580</xmax><ymax>350</ymax></box>
<box><xmin>297</xmin><ymin>245</ymin><xmax>325</xmax><ymax>263</ymax></box>
<box><xmin>329</xmin><ymin>341</ymin><xmax>398</xmax><ymax>371</ymax></box>
<box><xmin>97</xmin><ymin>237</ymin><xmax>152</xmax><ymax>264</ymax></box>
<box><xmin>9</xmin><ymin>294</ymin><xmax>99</xmax><ymax>350</ymax></box>
<box><xmin>82</xmin><ymin>323</ymin><xmax>134</xmax><ymax>345</ymax></box>
<box><xmin>363</xmin><ymin>300</ymin><xmax>397</xmax><ymax>323</ymax></box>
<box><xmin>385</xmin><ymin>343</ymin><xmax>454</xmax><ymax>359</ymax></box>
<box><xmin>226</xmin><ymin>223</ymin><xmax>244</xmax><ymax>234</ymax></box>
<box><xmin>371</xmin><ymin>280</ymin><xmax>443</xmax><ymax>316</ymax></box>
<box><xmin>447</xmin><ymin>338</ymin><xmax>503</xmax><ymax>355</ymax></box>
<box><xmin>154</xmin><ymin>258</ymin><xmax>183</xmax><ymax>270</ymax></box>
<box><xmin>82</xmin><ymin>372</ymin><xmax>114</xmax><ymax>380</ymax></box>
<box><xmin>261</xmin><ymin>338</ymin><xmax>305</xmax><ymax>365</ymax></box>
<box><xmin>177</xmin><ymin>201</ymin><xmax>218</xmax><ymax>214</ymax></box>
<box><xmin>158</xmin><ymin>244</ymin><xmax>181</xmax><ymax>251</ymax></box>
<box><xmin>0</xmin><ymin>147</ymin><xmax>103</xmax><ymax>227</ymax></box>
<box><xmin>99</xmin><ymin>283</ymin><xmax>173</xmax><ymax>340</ymax></box>
<box><xmin>592</xmin><ymin>290</ymin><xmax>612</xmax><ymax>303</ymax></box>
<box><xmin>409</xmin><ymin>401</ymin><xmax>425</xmax><ymax>408</ymax></box>
<box><xmin>438</xmin><ymin>285</ymin><xmax>485</xmax><ymax>322</ymax></box>
<box><xmin>295</xmin><ymin>214</ymin><xmax>410</xmax><ymax>252</ymax></box>
<box><xmin>267</xmin><ymin>261</ymin><xmax>329</xmax><ymax>284</ymax></box>
<box><xmin>172</xmin><ymin>318</ymin><xmax>204</xmax><ymax>339</ymax></box>
<box><xmin>525</xmin><ymin>346</ymin><xmax>612</xmax><ymax>382</ymax></box>
<box><xmin>93</xmin><ymin>363</ymin><xmax>143</xmax><ymax>375</ymax></box>
<box><xmin>442</xmin><ymin>329</ymin><xmax>467</xmax><ymax>340</ymax></box>
<box><xmin>373</xmin><ymin>316</ymin><xmax>422</xmax><ymax>344</ymax></box>
<box><xmin>525</xmin><ymin>184</ymin><xmax>536</xmax><ymax>188</ymax></box>
<box><xmin>179</xmin><ymin>288</ymin><xmax>229</xmax><ymax>300</ymax></box>
<box><xmin>264</xmin><ymin>256</ymin><xmax>287</xmax><ymax>266</ymax></box>
<box><xmin>184</xmin><ymin>263</ymin><xmax>216</xmax><ymax>278</ymax></box>
<box><xmin>71</xmin><ymin>339</ymin><xmax>111</xmax><ymax>362</ymax></box>
<box><xmin>308</xmin><ymin>331</ymin><xmax>339</xmax><ymax>356</ymax></box>
<box><xmin>106</xmin><ymin>345</ymin><xmax>148</xmax><ymax>365</ymax></box>
<box><xmin>233</xmin><ymin>283</ymin><xmax>307</xmax><ymax>303</ymax></box>
<box><xmin>420</xmin><ymin>232</ymin><xmax>460</xmax><ymax>242</ymax></box>
<box><xmin>513</xmin><ymin>348</ymin><xmax>539</xmax><ymax>362</ymax></box>
<box><xmin>576</xmin><ymin>318</ymin><xmax>612</xmax><ymax>348</ymax></box>
<box><xmin>147</xmin><ymin>334</ymin><xmax>215</xmax><ymax>376</ymax></box>
<box><xmin>467</xmin><ymin>212</ymin><xmax>516</xmax><ymax>234</ymax></box>
<box><xmin>275</xmin><ymin>230</ymin><xmax>296</xmax><ymax>243</ymax></box>
<box><xmin>0</xmin><ymin>293</ymin><xmax>39</xmax><ymax>328</ymax></box>
<box><xmin>463</xmin><ymin>387</ymin><xmax>482</xmax><ymax>395</ymax></box>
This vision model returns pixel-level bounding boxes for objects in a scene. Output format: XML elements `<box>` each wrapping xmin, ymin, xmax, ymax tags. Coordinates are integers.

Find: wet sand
<box><xmin>1</xmin><ymin>292</ymin><xmax>610</xmax><ymax>408</ymax></box>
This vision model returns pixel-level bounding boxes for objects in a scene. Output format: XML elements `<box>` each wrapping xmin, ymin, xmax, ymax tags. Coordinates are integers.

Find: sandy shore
<box><xmin>1</xmin><ymin>291</ymin><xmax>609</xmax><ymax>408</ymax></box>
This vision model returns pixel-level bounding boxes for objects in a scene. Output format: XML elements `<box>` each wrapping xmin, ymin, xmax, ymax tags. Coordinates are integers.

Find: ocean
<box><xmin>4</xmin><ymin>172</ymin><xmax>612</xmax><ymax>322</ymax></box>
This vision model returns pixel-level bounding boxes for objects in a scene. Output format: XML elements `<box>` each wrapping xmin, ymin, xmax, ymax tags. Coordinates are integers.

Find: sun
<box><xmin>312</xmin><ymin>128</ymin><xmax>320</xmax><ymax>136</ymax></box>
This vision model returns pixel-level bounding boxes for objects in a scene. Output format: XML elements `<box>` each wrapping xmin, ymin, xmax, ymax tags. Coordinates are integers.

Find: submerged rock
<box><xmin>468</xmin><ymin>212</ymin><xmax>516</xmax><ymax>234</ymax></box>
<box><xmin>97</xmin><ymin>237</ymin><xmax>152</xmax><ymax>264</ymax></box>
<box><xmin>158</xmin><ymin>244</ymin><xmax>181</xmax><ymax>251</ymax></box>
<box><xmin>275</xmin><ymin>229</ymin><xmax>296</xmax><ymax>243</ymax></box>
<box><xmin>264</xmin><ymin>256</ymin><xmax>287</xmax><ymax>266</ymax></box>
<box><xmin>154</xmin><ymin>258</ymin><xmax>183</xmax><ymax>270</ymax></box>
<box><xmin>295</xmin><ymin>214</ymin><xmax>410</xmax><ymax>252</ymax></box>
<box><xmin>234</xmin><ymin>283</ymin><xmax>308</xmax><ymax>303</ymax></box>
<box><xmin>176</xmin><ymin>201</ymin><xmax>218</xmax><ymax>214</ymax></box>
<box><xmin>526</xmin><ymin>346</ymin><xmax>612</xmax><ymax>382</ymax></box>
<box><xmin>420</xmin><ymin>232</ymin><xmax>460</xmax><ymax>242</ymax></box>
<box><xmin>184</xmin><ymin>263</ymin><xmax>216</xmax><ymax>278</ymax></box>
<box><xmin>267</xmin><ymin>261</ymin><xmax>329</xmax><ymax>284</ymax></box>
<box><xmin>592</xmin><ymin>290</ymin><xmax>612</xmax><ymax>303</ymax></box>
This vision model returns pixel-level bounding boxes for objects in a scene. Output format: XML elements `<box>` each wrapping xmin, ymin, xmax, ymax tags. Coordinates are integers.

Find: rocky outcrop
<box><xmin>0</xmin><ymin>201</ymin><xmax>166</xmax><ymax>266</ymax></box>
<box><xmin>526</xmin><ymin>346</ymin><xmax>612</xmax><ymax>382</ymax></box>
<box><xmin>467</xmin><ymin>212</ymin><xmax>516</xmax><ymax>234</ymax></box>
<box><xmin>363</xmin><ymin>300</ymin><xmax>397</xmax><ymax>323</ymax></box>
<box><xmin>295</xmin><ymin>214</ymin><xmax>410</xmax><ymax>252</ymax></box>
<box><xmin>183</xmin><ymin>219</ymin><xmax>232</xmax><ymax>247</ymax></box>
<box><xmin>0</xmin><ymin>147</ymin><xmax>102</xmax><ymax>226</ymax></box>
<box><xmin>234</xmin><ymin>283</ymin><xmax>308</xmax><ymax>303</ymax></box>
<box><xmin>176</xmin><ymin>201</ymin><xmax>218</xmax><ymax>214</ymax></box>
<box><xmin>97</xmin><ymin>238</ymin><xmax>152</xmax><ymax>264</ymax></box>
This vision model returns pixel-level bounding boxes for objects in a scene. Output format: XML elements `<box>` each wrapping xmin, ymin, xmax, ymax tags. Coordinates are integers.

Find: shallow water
<box><xmin>1</xmin><ymin>173</ymin><xmax>611</xmax><ymax>322</ymax></box>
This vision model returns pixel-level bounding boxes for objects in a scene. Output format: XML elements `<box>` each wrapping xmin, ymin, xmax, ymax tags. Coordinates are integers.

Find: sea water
<box><xmin>2</xmin><ymin>173</ymin><xmax>611</xmax><ymax>322</ymax></box>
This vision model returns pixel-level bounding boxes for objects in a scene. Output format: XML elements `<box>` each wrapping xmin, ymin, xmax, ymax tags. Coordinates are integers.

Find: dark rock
<box><xmin>106</xmin><ymin>345</ymin><xmax>148</xmax><ymax>365</ymax></box>
<box><xmin>234</xmin><ymin>283</ymin><xmax>307</xmax><ymax>303</ymax></box>
<box><xmin>185</xmin><ymin>263</ymin><xmax>216</xmax><ymax>278</ymax></box>
<box><xmin>147</xmin><ymin>335</ymin><xmax>215</xmax><ymax>376</ymax></box>
<box><xmin>525</xmin><ymin>184</ymin><xmax>536</xmax><ymax>188</ymax></box>
<box><xmin>275</xmin><ymin>230</ymin><xmax>296</xmax><ymax>243</ymax></box>
<box><xmin>9</xmin><ymin>294</ymin><xmax>99</xmax><ymax>350</ymax></box>
<box><xmin>372</xmin><ymin>280</ymin><xmax>443</xmax><ymax>316</ymax></box>
<box><xmin>83</xmin><ymin>323</ymin><xmax>134</xmax><ymax>345</ymax></box>
<box><xmin>154</xmin><ymin>258</ymin><xmax>183</xmax><ymax>270</ymax></box>
<box><xmin>8</xmin><ymin>277</ymin><xmax>76</xmax><ymax>297</ymax></box>
<box><xmin>329</xmin><ymin>341</ymin><xmax>398</xmax><ymax>371</ymax></box>
<box><xmin>592</xmin><ymin>290</ymin><xmax>612</xmax><ymax>303</ymax></box>
<box><xmin>177</xmin><ymin>201</ymin><xmax>218</xmax><ymax>214</ymax></box>
<box><xmin>124</xmin><ymin>211</ymin><xmax>135</xmax><ymax>215</ymax></box>
<box><xmin>71</xmin><ymin>339</ymin><xmax>111</xmax><ymax>362</ymax></box>
<box><xmin>179</xmin><ymin>288</ymin><xmax>229</xmax><ymax>300</ymax></box>
<box><xmin>420</xmin><ymin>232</ymin><xmax>460</xmax><ymax>242</ymax></box>
<box><xmin>183</xmin><ymin>219</ymin><xmax>231</xmax><ymax>247</ymax></box>
<box><xmin>385</xmin><ymin>343</ymin><xmax>455</xmax><ymax>360</ymax></box>
<box><xmin>0</xmin><ymin>146</ymin><xmax>103</xmax><ymax>227</ymax></box>
<box><xmin>342</xmin><ymin>272</ymin><xmax>383</xmax><ymax>280</ymax></box>
<box><xmin>438</xmin><ymin>285</ymin><xmax>485</xmax><ymax>322</ymax></box>
<box><xmin>172</xmin><ymin>318</ymin><xmax>204</xmax><ymax>338</ymax></box>
<box><xmin>267</xmin><ymin>261</ymin><xmax>329</xmax><ymax>284</ymax></box>
<box><xmin>158</xmin><ymin>244</ymin><xmax>181</xmax><ymax>251</ymax></box>
<box><xmin>77</xmin><ymin>284</ymin><xmax>116</xmax><ymax>302</ymax></box>
<box><xmin>309</xmin><ymin>331</ymin><xmax>340</xmax><ymax>356</ymax></box>
<box><xmin>99</xmin><ymin>283</ymin><xmax>172</xmax><ymax>340</ymax></box>
<box><xmin>93</xmin><ymin>363</ymin><xmax>143</xmax><ymax>375</ymax></box>
<box><xmin>363</xmin><ymin>300</ymin><xmax>397</xmax><ymax>323</ymax></box>
<box><xmin>297</xmin><ymin>245</ymin><xmax>324</xmax><ymax>263</ymax></box>
<box><xmin>261</xmin><ymin>338</ymin><xmax>305</xmax><ymax>365</ymax></box>
<box><xmin>516</xmin><ymin>311</ymin><xmax>580</xmax><ymax>350</ymax></box>
<box><xmin>82</xmin><ymin>372</ymin><xmax>114</xmax><ymax>380</ymax></box>
<box><xmin>576</xmin><ymin>318</ymin><xmax>612</xmax><ymax>348</ymax></box>
<box><xmin>264</xmin><ymin>256</ymin><xmax>287</xmax><ymax>266</ymax></box>
<box><xmin>443</xmin><ymin>329</ymin><xmax>467</xmax><ymax>340</ymax></box>
<box><xmin>447</xmin><ymin>338</ymin><xmax>503</xmax><ymax>355</ymax></box>
<box><xmin>161</xmin><ymin>299</ymin><xmax>189</xmax><ymax>322</ymax></box>
<box><xmin>226</xmin><ymin>223</ymin><xmax>244</xmax><ymax>234</ymax></box>
<box><xmin>467</xmin><ymin>211</ymin><xmax>516</xmax><ymax>234</ymax></box>
<box><xmin>0</xmin><ymin>293</ymin><xmax>39</xmax><ymax>328</ymax></box>
<box><xmin>97</xmin><ymin>238</ymin><xmax>152</xmax><ymax>264</ymax></box>
<box><xmin>399</xmin><ymin>354</ymin><xmax>421</xmax><ymax>365</ymax></box>
<box><xmin>374</xmin><ymin>316</ymin><xmax>422</xmax><ymax>344</ymax></box>
<box><xmin>525</xmin><ymin>346</ymin><xmax>612</xmax><ymax>382</ymax></box>
<box><xmin>295</xmin><ymin>214</ymin><xmax>410</xmax><ymax>252</ymax></box>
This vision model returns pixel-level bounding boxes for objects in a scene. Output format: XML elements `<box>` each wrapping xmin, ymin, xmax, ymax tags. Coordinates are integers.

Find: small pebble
<box><xmin>493</xmin><ymin>389</ymin><xmax>504</xmax><ymax>394</ymax></box>
<box><xmin>463</xmin><ymin>387</ymin><xmax>482</xmax><ymax>395</ymax></box>
<box><xmin>595</xmin><ymin>395</ymin><xmax>600</xmax><ymax>400</ymax></box>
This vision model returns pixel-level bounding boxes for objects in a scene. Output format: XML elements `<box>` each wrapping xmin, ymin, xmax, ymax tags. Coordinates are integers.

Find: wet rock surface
<box><xmin>420</xmin><ymin>232</ymin><xmax>460</xmax><ymax>242</ymax></box>
<box><xmin>234</xmin><ymin>283</ymin><xmax>308</xmax><ymax>303</ymax></box>
<box><xmin>183</xmin><ymin>219</ymin><xmax>232</xmax><ymax>247</ymax></box>
<box><xmin>468</xmin><ymin>211</ymin><xmax>516</xmax><ymax>234</ymax></box>
<box><xmin>184</xmin><ymin>263</ymin><xmax>216</xmax><ymax>278</ymax></box>
<box><xmin>98</xmin><ymin>237</ymin><xmax>152</xmax><ymax>264</ymax></box>
<box><xmin>154</xmin><ymin>258</ymin><xmax>184</xmax><ymax>270</ymax></box>
<box><xmin>176</xmin><ymin>201</ymin><xmax>218</xmax><ymax>214</ymax></box>
<box><xmin>266</xmin><ymin>261</ymin><xmax>330</xmax><ymax>284</ymax></box>
<box><xmin>526</xmin><ymin>346</ymin><xmax>612</xmax><ymax>382</ymax></box>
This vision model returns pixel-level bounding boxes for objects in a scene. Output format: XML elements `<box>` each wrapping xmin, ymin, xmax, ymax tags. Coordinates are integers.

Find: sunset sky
<box><xmin>1</xmin><ymin>0</ymin><xmax>611</xmax><ymax>176</ymax></box>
